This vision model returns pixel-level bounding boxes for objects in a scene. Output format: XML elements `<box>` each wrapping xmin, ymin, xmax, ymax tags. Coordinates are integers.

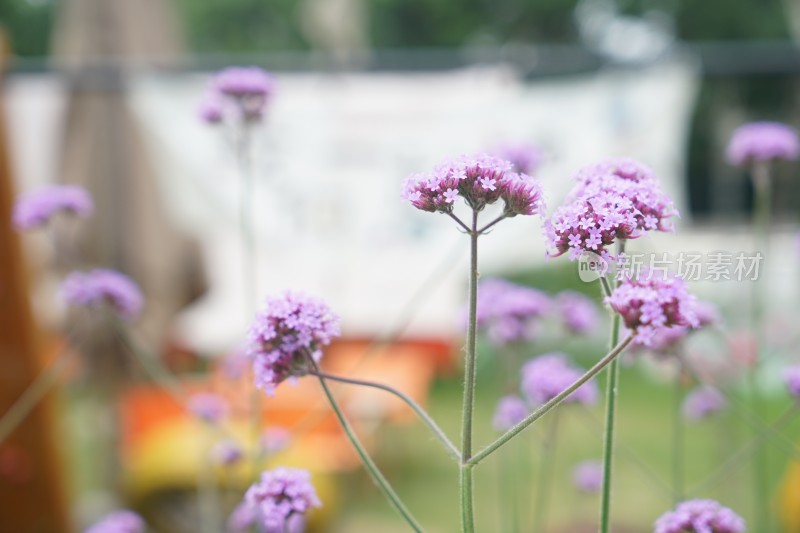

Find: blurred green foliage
<box><xmin>0</xmin><ymin>0</ymin><xmax>53</xmax><ymax>57</ymax></box>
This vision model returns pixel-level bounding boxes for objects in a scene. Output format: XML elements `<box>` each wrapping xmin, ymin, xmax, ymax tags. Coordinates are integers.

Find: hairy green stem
<box><xmin>468</xmin><ymin>334</ymin><xmax>634</xmax><ymax>467</ymax></box>
<box><xmin>308</xmin><ymin>370</ymin><xmax>460</xmax><ymax>461</ymax></box>
<box><xmin>460</xmin><ymin>209</ymin><xmax>480</xmax><ymax>533</ymax></box>
<box><xmin>308</xmin><ymin>358</ymin><xmax>423</xmax><ymax>531</ymax></box>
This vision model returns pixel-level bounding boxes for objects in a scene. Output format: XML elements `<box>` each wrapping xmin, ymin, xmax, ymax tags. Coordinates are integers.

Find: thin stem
<box><xmin>447</xmin><ymin>212</ymin><xmax>472</xmax><ymax>233</ymax></box>
<box><xmin>599</xmin><ymin>315</ymin><xmax>621</xmax><ymax>533</ymax></box>
<box><xmin>0</xmin><ymin>348</ymin><xmax>71</xmax><ymax>444</ymax></box>
<box><xmin>477</xmin><ymin>214</ymin><xmax>507</xmax><ymax>234</ymax></box>
<box><xmin>307</xmin><ymin>370</ymin><xmax>460</xmax><ymax>461</ymax></box>
<box><xmin>460</xmin><ymin>209</ymin><xmax>480</xmax><ymax>533</ymax></box>
<box><xmin>468</xmin><ymin>333</ymin><xmax>635</xmax><ymax>467</ymax></box>
<box><xmin>672</xmin><ymin>359</ymin><xmax>685</xmax><ymax>504</ymax></box>
<box><xmin>308</xmin><ymin>358</ymin><xmax>423</xmax><ymax>532</ymax></box>
<box><xmin>599</xmin><ymin>275</ymin><xmax>613</xmax><ymax>298</ymax></box>
<box><xmin>531</xmin><ymin>411</ymin><xmax>559</xmax><ymax>533</ymax></box>
<box><xmin>750</xmin><ymin>159</ymin><xmax>771</xmax><ymax>532</ymax></box>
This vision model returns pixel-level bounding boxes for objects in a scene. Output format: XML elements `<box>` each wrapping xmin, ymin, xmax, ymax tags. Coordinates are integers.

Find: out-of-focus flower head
<box><xmin>213</xmin><ymin>440</ymin><xmax>244</xmax><ymax>466</ymax></box>
<box><xmin>471</xmin><ymin>278</ymin><xmax>550</xmax><ymax>346</ymax></box>
<box><xmin>242</xmin><ymin>467</ymin><xmax>321</xmax><ymax>533</ymax></box>
<box><xmin>188</xmin><ymin>393</ymin><xmax>229</xmax><ymax>424</ymax></box>
<box><xmin>572</xmin><ymin>460</ymin><xmax>603</xmax><ymax>493</ymax></box>
<box><xmin>654</xmin><ymin>499</ymin><xmax>745</xmax><ymax>533</ymax></box>
<box><xmin>606</xmin><ymin>271</ymin><xmax>698</xmax><ymax>346</ymax></box>
<box><xmin>61</xmin><ymin>269</ymin><xmax>144</xmax><ymax>321</ymax></box>
<box><xmin>261</xmin><ymin>426</ymin><xmax>292</xmax><ymax>455</ymax></box>
<box><xmin>248</xmin><ymin>291</ymin><xmax>340</xmax><ymax>395</ymax></box>
<box><xmin>13</xmin><ymin>184</ymin><xmax>93</xmax><ymax>230</ymax></box>
<box><xmin>520</xmin><ymin>353</ymin><xmax>598</xmax><ymax>406</ymax></box>
<box><xmin>683</xmin><ymin>386</ymin><xmax>726</xmax><ymax>421</ymax></box>
<box><xmin>200</xmin><ymin>66</ymin><xmax>276</xmax><ymax>125</ymax></box>
<box><xmin>492</xmin><ymin>395</ymin><xmax>528</xmax><ymax>431</ymax></box>
<box><xmin>726</xmin><ymin>121</ymin><xmax>800</xmax><ymax>166</ymax></box>
<box><xmin>555</xmin><ymin>290</ymin><xmax>599</xmax><ymax>334</ymax></box>
<box><xmin>491</xmin><ymin>141</ymin><xmax>544</xmax><ymax>175</ymax></box>
<box><xmin>783</xmin><ymin>366</ymin><xmax>800</xmax><ymax>400</ymax></box>
<box><xmin>84</xmin><ymin>510</ymin><xmax>145</xmax><ymax>533</ymax></box>
<box><xmin>402</xmin><ymin>153</ymin><xmax>544</xmax><ymax>218</ymax></box>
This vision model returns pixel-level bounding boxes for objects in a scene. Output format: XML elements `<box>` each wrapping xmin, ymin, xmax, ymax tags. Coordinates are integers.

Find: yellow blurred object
<box><xmin>780</xmin><ymin>460</ymin><xmax>800</xmax><ymax>532</ymax></box>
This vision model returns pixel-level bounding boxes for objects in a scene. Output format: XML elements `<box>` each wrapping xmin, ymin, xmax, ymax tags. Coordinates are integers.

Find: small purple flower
<box><xmin>654</xmin><ymin>499</ymin><xmax>745</xmax><ymax>533</ymax></box>
<box><xmin>491</xmin><ymin>141</ymin><xmax>544</xmax><ymax>175</ymax></box>
<box><xmin>188</xmin><ymin>393</ymin><xmax>229</xmax><ymax>423</ymax></box>
<box><xmin>606</xmin><ymin>272</ymin><xmax>698</xmax><ymax>346</ymax></box>
<box><xmin>61</xmin><ymin>269</ymin><xmax>144</xmax><ymax>321</ymax></box>
<box><xmin>198</xmin><ymin>94</ymin><xmax>225</xmax><ymax>125</ymax></box>
<box><xmin>492</xmin><ymin>395</ymin><xmax>528</xmax><ymax>431</ymax></box>
<box><xmin>572</xmin><ymin>460</ymin><xmax>603</xmax><ymax>493</ymax></box>
<box><xmin>243</xmin><ymin>467</ymin><xmax>321</xmax><ymax>532</ymax></box>
<box><xmin>200</xmin><ymin>66</ymin><xmax>276</xmax><ymax>125</ymax></box>
<box><xmin>471</xmin><ymin>278</ymin><xmax>550</xmax><ymax>346</ymax></box>
<box><xmin>215</xmin><ymin>67</ymin><xmax>276</xmax><ymax>99</ymax></box>
<box><xmin>84</xmin><ymin>510</ymin><xmax>145</xmax><ymax>533</ymax></box>
<box><xmin>520</xmin><ymin>353</ymin><xmax>598</xmax><ymax>406</ymax></box>
<box><xmin>783</xmin><ymin>366</ymin><xmax>800</xmax><ymax>400</ymax></box>
<box><xmin>13</xmin><ymin>184</ymin><xmax>93</xmax><ymax>230</ymax></box>
<box><xmin>248</xmin><ymin>291</ymin><xmax>340</xmax><ymax>394</ymax></box>
<box><xmin>555</xmin><ymin>291</ymin><xmax>599</xmax><ymax>334</ymax></box>
<box><xmin>683</xmin><ymin>386</ymin><xmax>726</xmax><ymax>421</ymax></box>
<box><xmin>213</xmin><ymin>440</ymin><xmax>244</xmax><ymax>466</ymax></box>
<box><xmin>402</xmin><ymin>153</ymin><xmax>544</xmax><ymax>218</ymax></box>
<box><xmin>726</xmin><ymin>121</ymin><xmax>800</xmax><ymax>166</ymax></box>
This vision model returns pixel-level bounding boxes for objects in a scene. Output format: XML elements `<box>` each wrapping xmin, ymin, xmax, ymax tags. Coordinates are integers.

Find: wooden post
<box><xmin>0</xmin><ymin>30</ymin><xmax>72</xmax><ymax>533</ymax></box>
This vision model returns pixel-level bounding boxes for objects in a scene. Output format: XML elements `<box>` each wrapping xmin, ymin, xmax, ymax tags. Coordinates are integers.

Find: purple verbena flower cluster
<box><xmin>248</xmin><ymin>291</ymin><xmax>340</xmax><ymax>395</ymax></box>
<box><xmin>491</xmin><ymin>141</ymin><xmax>544</xmax><ymax>175</ymax></box>
<box><xmin>545</xmin><ymin>158</ymin><xmax>676</xmax><ymax>260</ymax></box>
<box><xmin>654</xmin><ymin>499</ymin><xmax>745</xmax><ymax>533</ymax></box>
<box><xmin>572</xmin><ymin>460</ymin><xmax>603</xmax><ymax>493</ymax></box>
<box><xmin>492</xmin><ymin>395</ymin><xmax>528</xmax><ymax>431</ymax></box>
<box><xmin>61</xmin><ymin>269</ymin><xmax>144</xmax><ymax>321</ymax></box>
<box><xmin>520</xmin><ymin>353</ymin><xmax>598</xmax><ymax>406</ymax></box>
<box><xmin>199</xmin><ymin>66</ymin><xmax>276</xmax><ymax>125</ymax></box>
<box><xmin>84</xmin><ymin>510</ymin><xmax>145</xmax><ymax>533</ymax></box>
<box><xmin>634</xmin><ymin>300</ymin><xmax>718</xmax><ymax>353</ymax></box>
<box><xmin>683</xmin><ymin>386</ymin><xmax>726</xmax><ymax>421</ymax></box>
<box><xmin>213</xmin><ymin>439</ymin><xmax>244</xmax><ymax>466</ymax></box>
<box><xmin>556</xmin><ymin>290</ymin><xmax>599</xmax><ymax>334</ymax></box>
<box><xmin>473</xmin><ymin>278</ymin><xmax>550</xmax><ymax>345</ymax></box>
<box><xmin>726</xmin><ymin>121</ymin><xmax>800</xmax><ymax>166</ymax></box>
<box><xmin>13</xmin><ymin>184</ymin><xmax>93</xmax><ymax>230</ymax></box>
<box><xmin>606</xmin><ymin>272</ymin><xmax>698</xmax><ymax>346</ymax></box>
<box><xmin>402</xmin><ymin>153</ymin><xmax>544</xmax><ymax>217</ymax></box>
<box><xmin>188</xmin><ymin>393</ymin><xmax>229</xmax><ymax>423</ymax></box>
<box><xmin>239</xmin><ymin>467</ymin><xmax>321</xmax><ymax>533</ymax></box>
<box><xmin>783</xmin><ymin>366</ymin><xmax>800</xmax><ymax>400</ymax></box>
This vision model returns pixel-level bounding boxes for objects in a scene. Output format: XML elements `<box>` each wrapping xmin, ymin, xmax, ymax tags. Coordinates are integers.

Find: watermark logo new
<box><xmin>578</xmin><ymin>251</ymin><xmax>611</xmax><ymax>282</ymax></box>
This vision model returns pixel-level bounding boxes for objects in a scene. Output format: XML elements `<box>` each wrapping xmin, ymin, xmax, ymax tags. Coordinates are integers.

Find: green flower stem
<box><xmin>672</xmin><ymin>359</ymin><xmax>685</xmax><ymax>504</ymax></box>
<box><xmin>751</xmin><ymin>159</ymin><xmax>771</xmax><ymax>533</ymax></box>
<box><xmin>460</xmin><ymin>209</ymin><xmax>480</xmax><ymax>533</ymax></box>
<box><xmin>477</xmin><ymin>214</ymin><xmax>508</xmax><ymax>234</ymax></box>
<box><xmin>467</xmin><ymin>333</ymin><xmax>635</xmax><ymax>467</ymax></box>
<box><xmin>599</xmin><ymin>313</ymin><xmax>621</xmax><ymax>533</ymax></box>
<box><xmin>308</xmin><ymin>359</ymin><xmax>423</xmax><ymax>532</ymax></box>
<box><xmin>531</xmin><ymin>411</ymin><xmax>560</xmax><ymax>533</ymax></box>
<box><xmin>307</xmin><ymin>370</ymin><xmax>460</xmax><ymax>461</ymax></box>
<box><xmin>0</xmin><ymin>347</ymin><xmax>71</xmax><ymax>444</ymax></box>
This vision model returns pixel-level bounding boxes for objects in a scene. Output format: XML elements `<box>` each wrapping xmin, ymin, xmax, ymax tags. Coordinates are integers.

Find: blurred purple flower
<box><xmin>261</xmin><ymin>426</ymin><xmax>292</xmax><ymax>454</ymax></box>
<box><xmin>188</xmin><ymin>393</ymin><xmax>229</xmax><ymax>423</ymax></box>
<box><xmin>198</xmin><ymin>94</ymin><xmax>225</xmax><ymax>125</ymax></box>
<box><xmin>243</xmin><ymin>467</ymin><xmax>321</xmax><ymax>533</ymax></box>
<box><xmin>683</xmin><ymin>386</ymin><xmax>726</xmax><ymax>421</ymax></box>
<box><xmin>655</xmin><ymin>499</ymin><xmax>745</xmax><ymax>533</ymax></box>
<box><xmin>606</xmin><ymin>272</ymin><xmax>698</xmax><ymax>346</ymax></box>
<box><xmin>492</xmin><ymin>395</ymin><xmax>528</xmax><ymax>431</ymax></box>
<box><xmin>13</xmin><ymin>184</ymin><xmax>93</xmax><ymax>230</ymax></box>
<box><xmin>61</xmin><ymin>269</ymin><xmax>144</xmax><ymax>321</ymax></box>
<box><xmin>200</xmin><ymin>66</ymin><xmax>276</xmax><ymax>124</ymax></box>
<box><xmin>783</xmin><ymin>366</ymin><xmax>800</xmax><ymax>400</ymax></box>
<box><xmin>521</xmin><ymin>353</ymin><xmax>598</xmax><ymax>406</ymax></box>
<box><xmin>84</xmin><ymin>510</ymin><xmax>145</xmax><ymax>533</ymax></box>
<box><xmin>572</xmin><ymin>460</ymin><xmax>603</xmax><ymax>493</ymax></box>
<box><xmin>402</xmin><ymin>153</ymin><xmax>544</xmax><ymax>218</ymax></box>
<box><xmin>470</xmin><ymin>278</ymin><xmax>550</xmax><ymax>346</ymax></box>
<box><xmin>726</xmin><ymin>121</ymin><xmax>800</xmax><ymax>166</ymax></box>
<box><xmin>213</xmin><ymin>439</ymin><xmax>244</xmax><ymax>466</ymax></box>
<box><xmin>248</xmin><ymin>291</ymin><xmax>340</xmax><ymax>395</ymax></box>
<box><xmin>555</xmin><ymin>291</ymin><xmax>599</xmax><ymax>334</ymax></box>
<box><xmin>492</xmin><ymin>141</ymin><xmax>544</xmax><ymax>175</ymax></box>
